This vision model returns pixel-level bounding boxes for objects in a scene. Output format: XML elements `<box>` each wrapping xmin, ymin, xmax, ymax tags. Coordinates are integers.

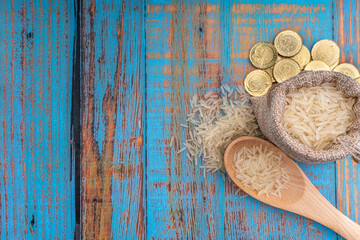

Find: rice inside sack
<box><xmin>283</xmin><ymin>82</ymin><xmax>356</xmax><ymax>150</ymax></box>
<box><xmin>251</xmin><ymin>71</ymin><xmax>360</xmax><ymax>164</ymax></box>
<box><xmin>234</xmin><ymin>145</ymin><xmax>289</xmax><ymax>197</ymax></box>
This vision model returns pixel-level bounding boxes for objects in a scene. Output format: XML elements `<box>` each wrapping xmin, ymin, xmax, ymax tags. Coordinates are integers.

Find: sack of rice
<box><xmin>251</xmin><ymin>71</ymin><xmax>360</xmax><ymax>164</ymax></box>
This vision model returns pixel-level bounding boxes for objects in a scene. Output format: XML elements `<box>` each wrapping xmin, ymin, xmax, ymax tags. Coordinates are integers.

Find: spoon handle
<box><xmin>294</xmin><ymin>184</ymin><xmax>360</xmax><ymax>240</ymax></box>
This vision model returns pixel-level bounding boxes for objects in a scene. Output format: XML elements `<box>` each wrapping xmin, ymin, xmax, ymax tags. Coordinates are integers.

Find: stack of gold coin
<box><xmin>310</xmin><ymin>40</ymin><xmax>360</xmax><ymax>83</ymax></box>
<box><xmin>245</xmin><ymin>30</ymin><xmax>304</xmax><ymax>96</ymax></box>
<box><xmin>246</xmin><ymin>42</ymin><xmax>278</xmax><ymax>96</ymax></box>
<box><xmin>245</xmin><ymin>30</ymin><xmax>360</xmax><ymax>97</ymax></box>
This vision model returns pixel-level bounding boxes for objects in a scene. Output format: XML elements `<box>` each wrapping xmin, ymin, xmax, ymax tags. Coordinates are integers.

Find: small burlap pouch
<box><xmin>251</xmin><ymin>71</ymin><xmax>360</xmax><ymax>164</ymax></box>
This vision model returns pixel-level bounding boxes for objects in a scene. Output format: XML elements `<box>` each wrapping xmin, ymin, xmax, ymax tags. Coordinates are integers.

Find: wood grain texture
<box><xmin>0</xmin><ymin>0</ymin><xmax>75</xmax><ymax>239</ymax></box>
<box><xmin>333</xmin><ymin>0</ymin><xmax>360</xmax><ymax>235</ymax></box>
<box><xmin>2</xmin><ymin>0</ymin><xmax>359</xmax><ymax>239</ymax></box>
<box><xmin>227</xmin><ymin>1</ymin><xmax>337</xmax><ymax>239</ymax></box>
<box><xmin>80</xmin><ymin>0</ymin><xmax>145</xmax><ymax>239</ymax></box>
<box><xmin>146</xmin><ymin>1</ymin><xmax>224</xmax><ymax>239</ymax></box>
<box><xmin>146</xmin><ymin>0</ymin><xmax>339</xmax><ymax>239</ymax></box>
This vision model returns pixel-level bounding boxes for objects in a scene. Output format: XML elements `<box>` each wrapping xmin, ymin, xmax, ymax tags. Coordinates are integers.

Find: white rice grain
<box><xmin>180</xmin><ymin>84</ymin><xmax>261</xmax><ymax>172</ymax></box>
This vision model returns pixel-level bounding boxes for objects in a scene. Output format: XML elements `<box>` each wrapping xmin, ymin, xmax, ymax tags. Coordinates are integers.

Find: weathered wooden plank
<box><xmin>80</xmin><ymin>0</ymin><xmax>146</xmax><ymax>239</ymax></box>
<box><xmin>333</xmin><ymin>0</ymin><xmax>360</xmax><ymax>236</ymax></box>
<box><xmin>146</xmin><ymin>0</ymin><xmax>339</xmax><ymax>239</ymax></box>
<box><xmin>0</xmin><ymin>0</ymin><xmax>75</xmax><ymax>239</ymax></box>
<box><xmin>226</xmin><ymin>1</ymin><xmax>338</xmax><ymax>239</ymax></box>
<box><xmin>146</xmin><ymin>1</ymin><xmax>225</xmax><ymax>239</ymax></box>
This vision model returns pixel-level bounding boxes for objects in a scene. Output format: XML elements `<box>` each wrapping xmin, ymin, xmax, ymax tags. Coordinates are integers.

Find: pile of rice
<box><xmin>234</xmin><ymin>145</ymin><xmax>289</xmax><ymax>197</ymax></box>
<box><xmin>283</xmin><ymin>82</ymin><xmax>356</xmax><ymax>150</ymax></box>
<box><xmin>178</xmin><ymin>84</ymin><xmax>261</xmax><ymax>173</ymax></box>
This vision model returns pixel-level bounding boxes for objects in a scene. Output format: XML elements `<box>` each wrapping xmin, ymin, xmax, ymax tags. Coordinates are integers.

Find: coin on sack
<box><xmin>291</xmin><ymin>45</ymin><xmax>311</xmax><ymax>69</ymax></box>
<box><xmin>273</xmin><ymin>59</ymin><xmax>301</xmax><ymax>83</ymax></box>
<box><xmin>274</xmin><ymin>30</ymin><xmax>302</xmax><ymax>57</ymax></box>
<box><xmin>333</xmin><ymin>63</ymin><xmax>360</xmax><ymax>79</ymax></box>
<box><xmin>311</xmin><ymin>39</ymin><xmax>340</xmax><ymax>67</ymax></box>
<box><xmin>249</xmin><ymin>42</ymin><xmax>278</xmax><ymax>69</ymax></box>
<box><xmin>304</xmin><ymin>60</ymin><xmax>331</xmax><ymax>71</ymax></box>
<box><xmin>244</xmin><ymin>70</ymin><xmax>272</xmax><ymax>96</ymax></box>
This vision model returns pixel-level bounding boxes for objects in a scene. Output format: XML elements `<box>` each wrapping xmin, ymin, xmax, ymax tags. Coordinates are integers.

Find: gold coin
<box><xmin>355</xmin><ymin>77</ymin><xmax>360</xmax><ymax>83</ymax></box>
<box><xmin>249</xmin><ymin>42</ymin><xmax>278</xmax><ymax>69</ymax></box>
<box><xmin>264</xmin><ymin>67</ymin><xmax>276</xmax><ymax>82</ymax></box>
<box><xmin>273</xmin><ymin>59</ymin><xmax>301</xmax><ymax>83</ymax></box>
<box><xmin>329</xmin><ymin>59</ymin><xmax>339</xmax><ymax>70</ymax></box>
<box><xmin>244</xmin><ymin>70</ymin><xmax>272</xmax><ymax>96</ymax></box>
<box><xmin>276</xmin><ymin>55</ymin><xmax>283</xmax><ymax>62</ymax></box>
<box><xmin>265</xmin><ymin>56</ymin><xmax>283</xmax><ymax>83</ymax></box>
<box><xmin>304</xmin><ymin>60</ymin><xmax>331</xmax><ymax>71</ymax></box>
<box><xmin>333</xmin><ymin>63</ymin><xmax>360</xmax><ymax>79</ymax></box>
<box><xmin>311</xmin><ymin>39</ymin><xmax>340</xmax><ymax>67</ymax></box>
<box><xmin>274</xmin><ymin>30</ymin><xmax>302</xmax><ymax>57</ymax></box>
<box><xmin>291</xmin><ymin>45</ymin><xmax>311</xmax><ymax>69</ymax></box>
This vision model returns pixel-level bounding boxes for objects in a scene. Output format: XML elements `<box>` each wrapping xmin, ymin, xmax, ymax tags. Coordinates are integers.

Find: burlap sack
<box><xmin>251</xmin><ymin>71</ymin><xmax>360</xmax><ymax>164</ymax></box>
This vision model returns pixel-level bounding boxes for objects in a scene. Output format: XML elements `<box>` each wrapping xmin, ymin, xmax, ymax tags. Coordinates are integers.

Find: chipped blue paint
<box><xmin>0</xmin><ymin>0</ymin><xmax>75</xmax><ymax>239</ymax></box>
<box><xmin>1</xmin><ymin>0</ymin><xmax>359</xmax><ymax>239</ymax></box>
<box><xmin>334</xmin><ymin>0</ymin><xmax>360</xmax><ymax>231</ymax></box>
<box><xmin>145</xmin><ymin>0</ymin><xmax>348</xmax><ymax>239</ymax></box>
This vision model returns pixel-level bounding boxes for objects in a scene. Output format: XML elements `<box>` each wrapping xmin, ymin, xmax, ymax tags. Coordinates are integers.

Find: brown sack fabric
<box><xmin>251</xmin><ymin>71</ymin><xmax>360</xmax><ymax>164</ymax></box>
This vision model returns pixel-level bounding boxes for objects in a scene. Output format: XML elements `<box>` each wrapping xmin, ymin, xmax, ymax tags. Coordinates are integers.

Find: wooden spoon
<box><xmin>224</xmin><ymin>136</ymin><xmax>360</xmax><ymax>240</ymax></box>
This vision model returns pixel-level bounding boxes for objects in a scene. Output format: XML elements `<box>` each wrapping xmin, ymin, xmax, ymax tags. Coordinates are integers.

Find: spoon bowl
<box><xmin>224</xmin><ymin>136</ymin><xmax>360</xmax><ymax>240</ymax></box>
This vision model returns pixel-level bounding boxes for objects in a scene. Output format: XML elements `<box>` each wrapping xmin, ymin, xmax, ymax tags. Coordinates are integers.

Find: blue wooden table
<box><xmin>1</xmin><ymin>0</ymin><xmax>359</xmax><ymax>239</ymax></box>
